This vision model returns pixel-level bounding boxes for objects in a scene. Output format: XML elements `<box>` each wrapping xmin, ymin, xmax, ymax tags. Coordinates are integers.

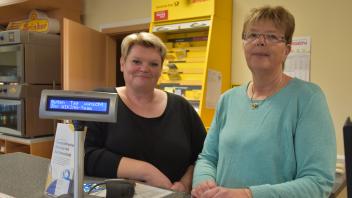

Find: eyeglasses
<box><xmin>243</xmin><ymin>32</ymin><xmax>286</xmax><ymax>44</ymax></box>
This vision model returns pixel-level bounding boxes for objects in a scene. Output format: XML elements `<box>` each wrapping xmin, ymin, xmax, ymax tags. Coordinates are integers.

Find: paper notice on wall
<box><xmin>45</xmin><ymin>123</ymin><xmax>75</xmax><ymax>197</ymax></box>
<box><xmin>206</xmin><ymin>69</ymin><xmax>222</xmax><ymax>108</ymax></box>
<box><xmin>284</xmin><ymin>37</ymin><xmax>311</xmax><ymax>81</ymax></box>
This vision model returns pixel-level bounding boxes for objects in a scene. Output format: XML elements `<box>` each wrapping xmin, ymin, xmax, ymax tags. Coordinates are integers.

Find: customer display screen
<box><xmin>46</xmin><ymin>96</ymin><xmax>109</xmax><ymax>114</ymax></box>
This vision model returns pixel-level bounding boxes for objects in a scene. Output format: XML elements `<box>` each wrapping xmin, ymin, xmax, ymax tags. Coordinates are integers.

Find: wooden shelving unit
<box><xmin>0</xmin><ymin>0</ymin><xmax>81</xmax><ymax>158</ymax></box>
<box><xmin>0</xmin><ymin>133</ymin><xmax>54</xmax><ymax>158</ymax></box>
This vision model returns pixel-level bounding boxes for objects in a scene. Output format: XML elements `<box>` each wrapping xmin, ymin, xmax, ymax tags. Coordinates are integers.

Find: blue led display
<box><xmin>47</xmin><ymin>96</ymin><xmax>109</xmax><ymax>114</ymax></box>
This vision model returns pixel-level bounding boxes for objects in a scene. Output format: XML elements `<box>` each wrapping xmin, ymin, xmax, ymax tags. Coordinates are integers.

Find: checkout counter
<box><xmin>0</xmin><ymin>152</ymin><xmax>189</xmax><ymax>198</ymax></box>
<box><xmin>0</xmin><ymin>152</ymin><xmax>346</xmax><ymax>198</ymax></box>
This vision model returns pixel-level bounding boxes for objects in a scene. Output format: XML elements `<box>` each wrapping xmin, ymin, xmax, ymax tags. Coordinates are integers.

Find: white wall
<box><xmin>83</xmin><ymin>0</ymin><xmax>352</xmax><ymax>155</ymax></box>
<box><xmin>82</xmin><ymin>0</ymin><xmax>151</xmax><ymax>31</ymax></box>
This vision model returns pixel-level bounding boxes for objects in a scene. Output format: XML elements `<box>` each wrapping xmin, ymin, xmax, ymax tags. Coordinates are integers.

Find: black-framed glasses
<box><xmin>243</xmin><ymin>32</ymin><xmax>286</xmax><ymax>44</ymax></box>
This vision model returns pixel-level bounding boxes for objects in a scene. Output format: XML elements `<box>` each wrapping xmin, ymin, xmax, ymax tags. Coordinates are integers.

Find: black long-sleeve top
<box><xmin>84</xmin><ymin>89</ymin><xmax>206</xmax><ymax>182</ymax></box>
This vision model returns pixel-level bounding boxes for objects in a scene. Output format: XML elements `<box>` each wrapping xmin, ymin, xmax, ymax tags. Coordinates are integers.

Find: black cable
<box><xmin>87</xmin><ymin>182</ymin><xmax>106</xmax><ymax>194</ymax></box>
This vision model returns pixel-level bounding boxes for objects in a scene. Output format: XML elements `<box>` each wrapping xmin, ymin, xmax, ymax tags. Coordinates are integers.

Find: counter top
<box><xmin>0</xmin><ymin>152</ymin><xmax>344</xmax><ymax>198</ymax></box>
<box><xmin>0</xmin><ymin>133</ymin><xmax>54</xmax><ymax>144</ymax></box>
<box><xmin>0</xmin><ymin>152</ymin><xmax>50</xmax><ymax>198</ymax></box>
<box><xmin>0</xmin><ymin>152</ymin><xmax>190</xmax><ymax>198</ymax></box>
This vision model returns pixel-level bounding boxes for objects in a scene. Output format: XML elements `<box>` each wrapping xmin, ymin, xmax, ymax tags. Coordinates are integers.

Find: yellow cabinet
<box><xmin>150</xmin><ymin>0</ymin><xmax>232</xmax><ymax>128</ymax></box>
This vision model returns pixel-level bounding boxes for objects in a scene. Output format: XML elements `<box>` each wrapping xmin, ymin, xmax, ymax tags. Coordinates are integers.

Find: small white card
<box><xmin>45</xmin><ymin>123</ymin><xmax>75</xmax><ymax>197</ymax></box>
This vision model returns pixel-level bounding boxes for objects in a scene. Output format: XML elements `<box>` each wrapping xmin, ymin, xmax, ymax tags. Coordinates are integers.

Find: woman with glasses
<box><xmin>192</xmin><ymin>6</ymin><xmax>336</xmax><ymax>198</ymax></box>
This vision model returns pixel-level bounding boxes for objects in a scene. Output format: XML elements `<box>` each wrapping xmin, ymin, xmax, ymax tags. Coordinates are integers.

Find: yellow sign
<box><xmin>7</xmin><ymin>10</ymin><xmax>59</xmax><ymax>33</ymax></box>
<box><xmin>8</xmin><ymin>19</ymin><xmax>50</xmax><ymax>32</ymax></box>
<box><xmin>152</xmin><ymin>0</ymin><xmax>213</xmax><ymax>22</ymax></box>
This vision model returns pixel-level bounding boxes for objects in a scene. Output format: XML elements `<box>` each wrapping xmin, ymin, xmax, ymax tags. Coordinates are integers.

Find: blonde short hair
<box><xmin>121</xmin><ymin>32</ymin><xmax>167</xmax><ymax>62</ymax></box>
<box><xmin>242</xmin><ymin>6</ymin><xmax>295</xmax><ymax>44</ymax></box>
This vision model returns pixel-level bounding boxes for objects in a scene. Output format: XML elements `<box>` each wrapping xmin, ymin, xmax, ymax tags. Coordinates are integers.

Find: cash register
<box><xmin>39</xmin><ymin>89</ymin><xmax>118</xmax><ymax>198</ymax></box>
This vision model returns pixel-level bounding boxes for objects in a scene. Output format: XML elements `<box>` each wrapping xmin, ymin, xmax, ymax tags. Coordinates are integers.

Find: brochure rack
<box><xmin>150</xmin><ymin>0</ymin><xmax>232</xmax><ymax>127</ymax></box>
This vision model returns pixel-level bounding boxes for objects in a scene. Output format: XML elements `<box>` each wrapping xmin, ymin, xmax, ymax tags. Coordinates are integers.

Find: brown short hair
<box><xmin>121</xmin><ymin>32</ymin><xmax>167</xmax><ymax>62</ymax></box>
<box><xmin>242</xmin><ymin>6</ymin><xmax>295</xmax><ymax>44</ymax></box>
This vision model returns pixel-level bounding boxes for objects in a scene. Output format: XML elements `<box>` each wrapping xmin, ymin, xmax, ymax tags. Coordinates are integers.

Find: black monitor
<box><xmin>344</xmin><ymin>117</ymin><xmax>352</xmax><ymax>198</ymax></box>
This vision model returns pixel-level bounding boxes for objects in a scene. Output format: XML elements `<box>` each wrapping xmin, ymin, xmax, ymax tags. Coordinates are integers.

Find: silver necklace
<box><xmin>250</xmin><ymin>84</ymin><xmax>261</xmax><ymax>109</ymax></box>
<box><xmin>250</xmin><ymin>76</ymin><xmax>283</xmax><ymax>110</ymax></box>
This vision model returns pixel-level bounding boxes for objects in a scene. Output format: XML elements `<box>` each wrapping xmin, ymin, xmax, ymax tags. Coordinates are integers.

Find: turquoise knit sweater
<box><xmin>193</xmin><ymin>78</ymin><xmax>336</xmax><ymax>198</ymax></box>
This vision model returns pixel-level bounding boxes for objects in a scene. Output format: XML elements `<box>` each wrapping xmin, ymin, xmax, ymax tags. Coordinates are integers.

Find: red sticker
<box><xmin>154</xmin><ymin>10</ymin><xmax>168</xmax><ymax>21</ymax></box>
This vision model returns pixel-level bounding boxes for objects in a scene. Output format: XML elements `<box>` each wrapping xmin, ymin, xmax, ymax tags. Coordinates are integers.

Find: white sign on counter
<box><xmin>45</xmin><ymin>123</ymin><xmax>75</xmax><ymax>197</ymax></box>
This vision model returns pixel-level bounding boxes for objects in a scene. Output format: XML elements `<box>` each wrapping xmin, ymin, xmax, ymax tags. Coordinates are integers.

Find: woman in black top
<box><xmin>84</xmin><ymin>32</ymin><xmax>206</xmax><ymax>193</ymax></box>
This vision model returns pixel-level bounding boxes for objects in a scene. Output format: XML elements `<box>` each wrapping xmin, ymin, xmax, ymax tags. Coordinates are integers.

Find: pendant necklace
<box><xmin>250</xmin><ymin>76</ymin><xmax>283</xmax><ymax>110</ymax></box>
<box><xmin>250</xmin><ymin>84</ymin><xmax>260</xmax><ymax>109</ymax></box>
